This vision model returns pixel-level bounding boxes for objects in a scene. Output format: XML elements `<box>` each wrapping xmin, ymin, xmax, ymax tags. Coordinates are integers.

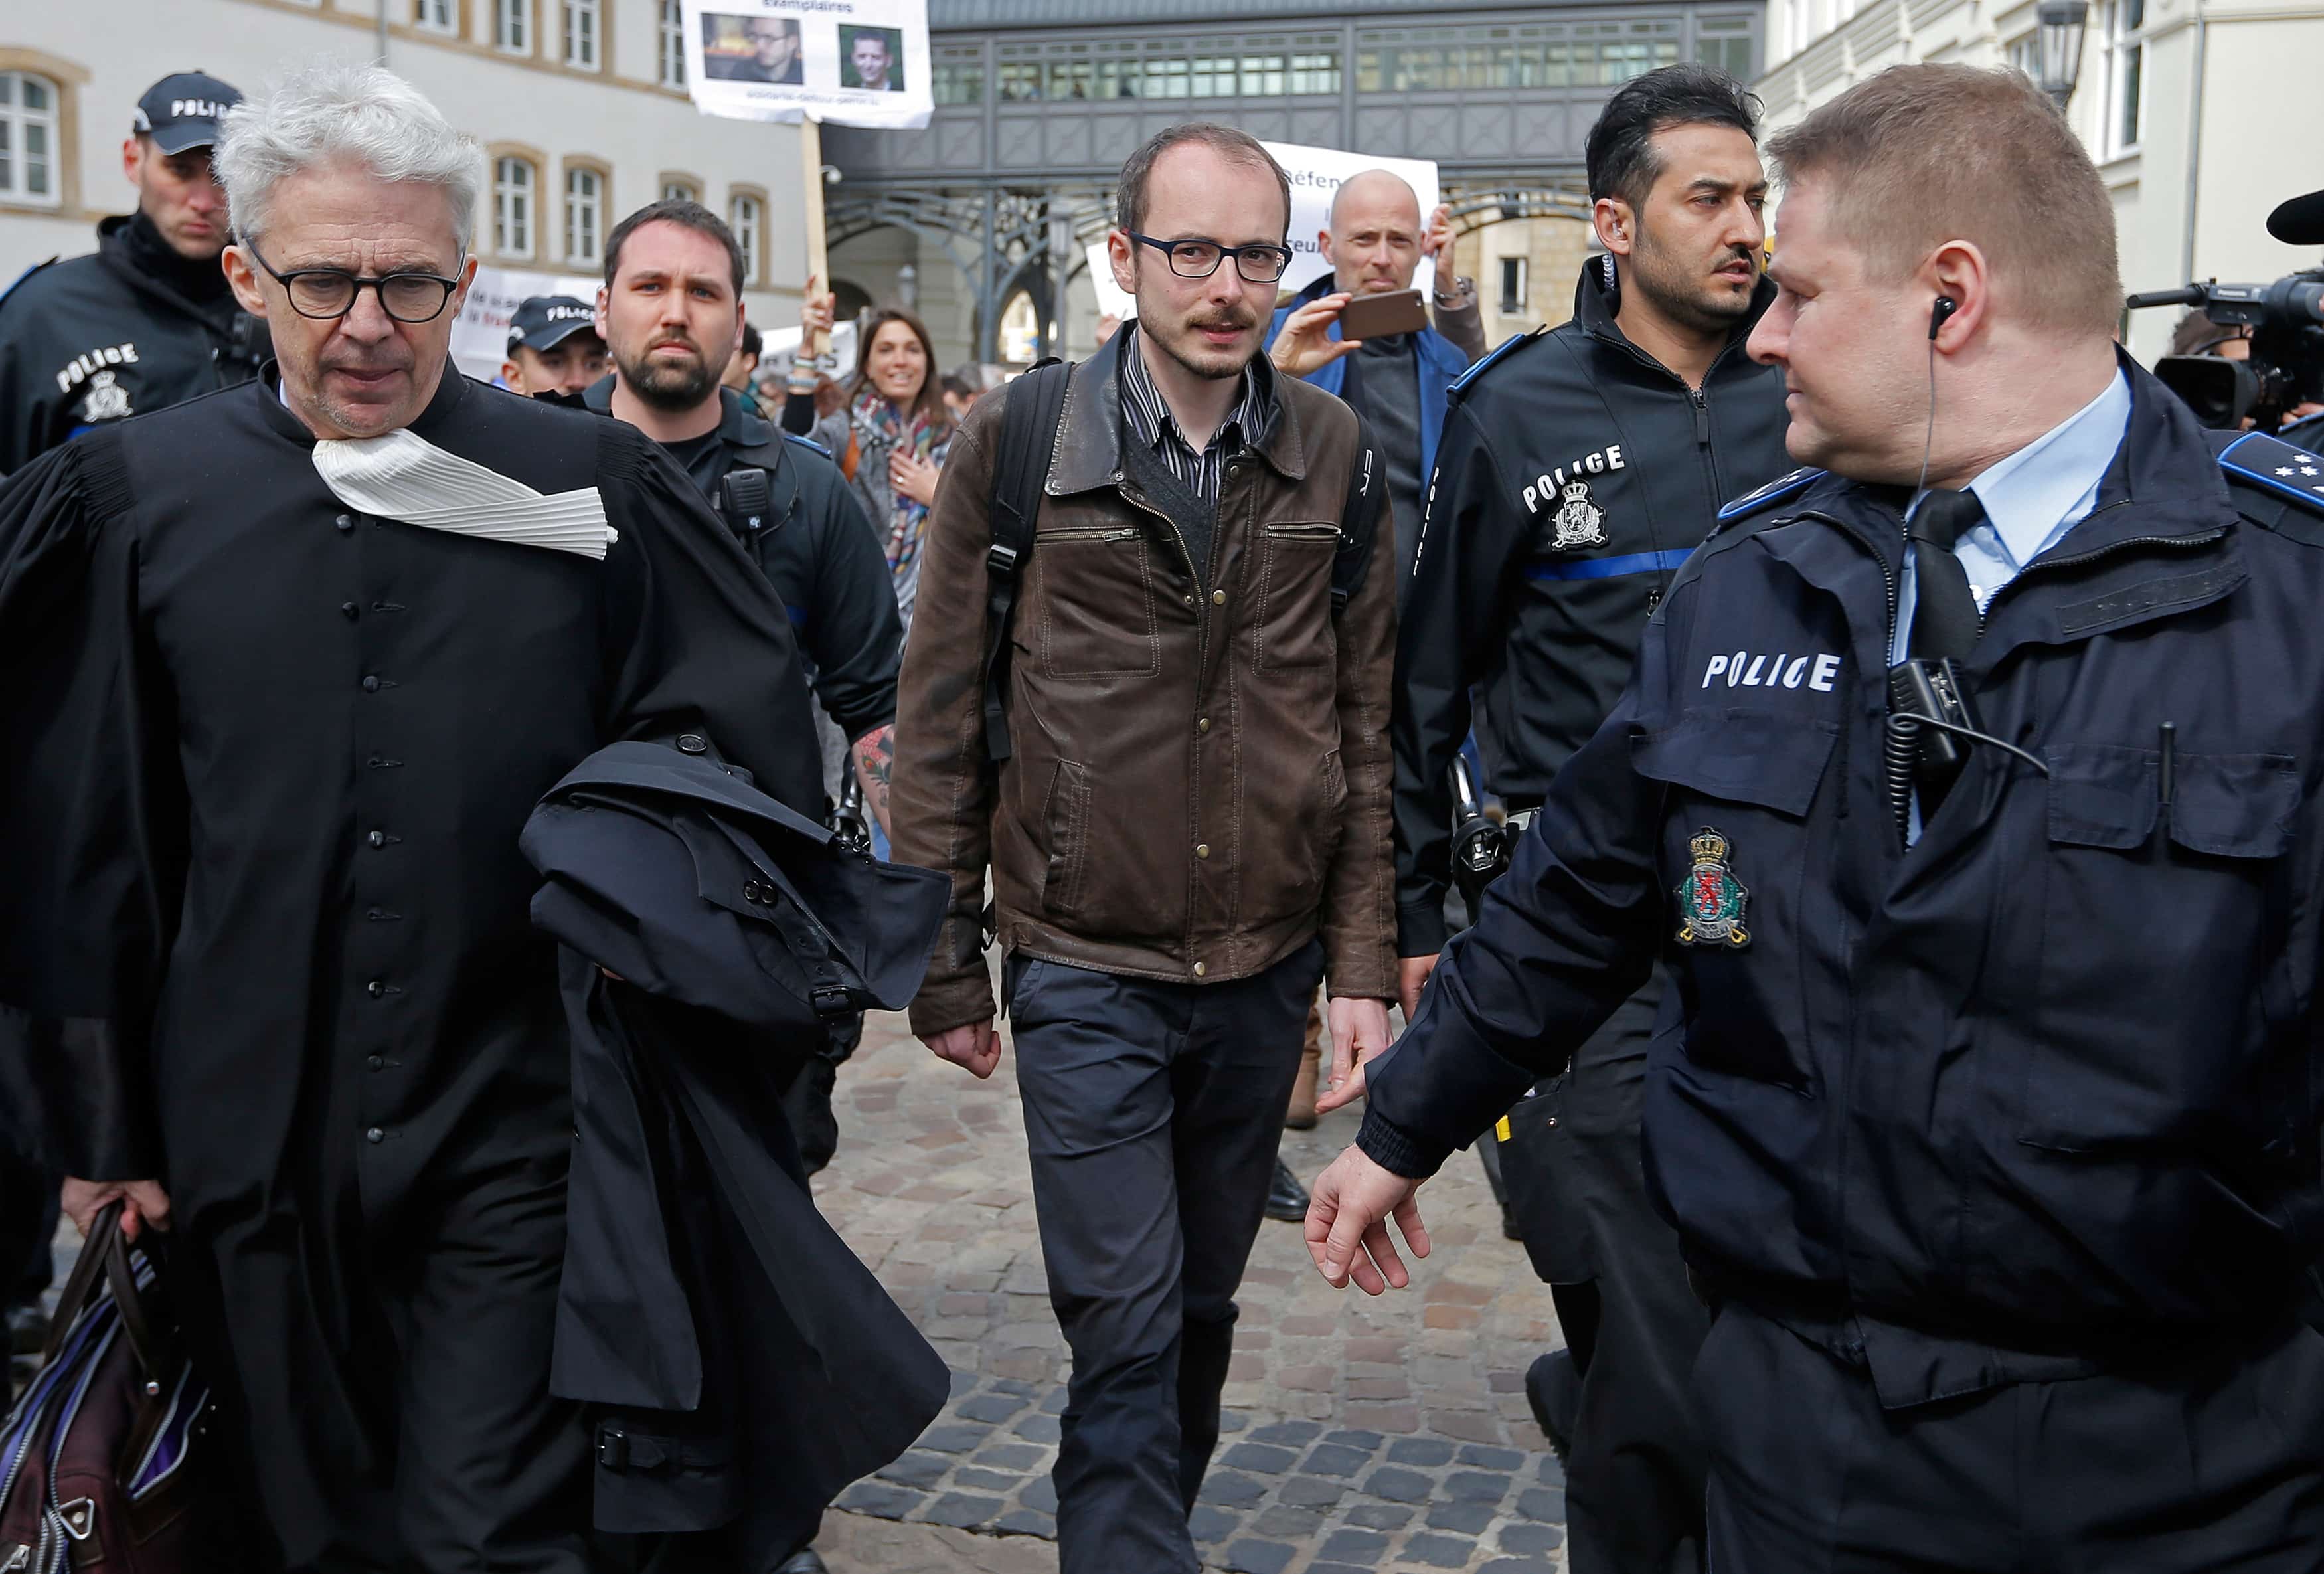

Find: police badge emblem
<box><xmin>1549</xmin><ymin>478</ymin><xmax>1608</xmax><ymax>551</ymax></box>
<box><xmin>1674</xmin><ymin>827</ymin><xmax>1750</xmax><ymax>948</ymax></box>
<box><xmin>78</xmin><ymin>369</ymin><xmax>133</xmax><ymax>424</ymax></box>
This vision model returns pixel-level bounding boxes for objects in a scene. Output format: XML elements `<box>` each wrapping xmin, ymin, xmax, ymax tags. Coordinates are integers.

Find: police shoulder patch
<box><xmin>1716</xmin><ymin>466</ymin><xmax>1825</xmax><ymax>523</ymax></box>
<box><xmin>784</xmin><ymin>432</ymin><xmax>833</xmax><ymax>460</ymax></box>
<box><xmin>2216</xmin><ymin>430</ymin><xmax>2324</xmax><ymax>517</ymax></box>
<box><xmin>1446</xmin><ymin>326</ymin><xmax>1542</xmax><ymax>400</ymax></box>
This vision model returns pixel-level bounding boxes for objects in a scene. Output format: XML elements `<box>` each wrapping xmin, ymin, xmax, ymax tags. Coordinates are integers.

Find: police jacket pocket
<box><xmin>1631</xmin><ymin>709</ymin><xmax>1838</xmax><ymax>816</ymax></box>
<box><xmin>2029</xmin><ymin>743</ymin><xmax>2299</xmax><ymax>1152</ymax></box>
<box><xmin>1633</xmin><ymin>711</ymin><xmax>1838</xmax><ymax>1092</ymax></box>
<box><xmin>2046</xmin><ymin>743</ymin><xmax>2297</xmax><ymax>856</ymax></box>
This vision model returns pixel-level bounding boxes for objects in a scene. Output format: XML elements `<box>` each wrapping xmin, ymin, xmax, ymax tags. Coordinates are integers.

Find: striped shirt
<box><xmin>1117</xmin><ymin>323</ymin><xmax>1274</xmax><ymax>509</ymax></box>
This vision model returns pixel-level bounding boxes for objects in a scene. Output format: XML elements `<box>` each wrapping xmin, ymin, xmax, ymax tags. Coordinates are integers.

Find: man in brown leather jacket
<box><xmin>891</xmin><ymin>122</ymin><xmax>1398</xmax><ymax>1574</ymax></box>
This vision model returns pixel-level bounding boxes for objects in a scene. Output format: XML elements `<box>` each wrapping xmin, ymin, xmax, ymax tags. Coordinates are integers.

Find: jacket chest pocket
<box><xmin>1256</xmin><ymin>521</ymin><xmax>1340</xmax><ymax>671</ymax></box>
<box><xmin>1632</xmin><ymin>709</ymin><xmax>1838</xmax><ymax>1092</ymax></box>
<box><xmin>2027</xmin><ymin>743</ymin><xmax>2302</xmax><ymax>1151</ymax></box>
<box><xmin>1036</xmin><ymin>527</ymin><xmax>1161</xmax><ymax>681</ymax></box>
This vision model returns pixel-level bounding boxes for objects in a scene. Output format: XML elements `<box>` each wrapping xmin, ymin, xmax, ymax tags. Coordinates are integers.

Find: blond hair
<box><xmin>1764</xmin><ymin>64</ymin><xmax>2120</xmax><ymax>337</ymax></box>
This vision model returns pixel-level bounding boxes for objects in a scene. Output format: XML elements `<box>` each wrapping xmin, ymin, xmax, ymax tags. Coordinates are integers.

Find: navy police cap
<box><xmin>133</xmin><ymin>72</ymin><xmax>242</xmax><ymax>155</ymax></box>
<box><xmin>507</xmin><ymin>296</ymin><xmax>602</xmax><ymax>353</ymax></box>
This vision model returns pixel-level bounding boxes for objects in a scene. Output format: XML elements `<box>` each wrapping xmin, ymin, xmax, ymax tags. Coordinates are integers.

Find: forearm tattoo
<box><xmin>853</xmin><ymin>725</ymin><xmax>895</xmax><ymax>838</ymax></box>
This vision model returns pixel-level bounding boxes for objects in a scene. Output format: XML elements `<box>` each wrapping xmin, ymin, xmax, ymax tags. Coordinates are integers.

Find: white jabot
<box><xmin>311</xmin><ymin>427</ymin><xmax>616</xmax><ymax>561</ymax></box>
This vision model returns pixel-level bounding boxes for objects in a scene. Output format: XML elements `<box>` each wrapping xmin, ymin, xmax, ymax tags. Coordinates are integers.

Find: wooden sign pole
<box><xmin>800</xmin><ymin>114</ymin><xmax>831</xmax><ymax>364</ymax></box>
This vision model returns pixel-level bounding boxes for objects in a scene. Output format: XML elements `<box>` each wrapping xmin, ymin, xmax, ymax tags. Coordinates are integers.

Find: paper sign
<box><xmin>453</xmin><ymin>264</ymin><xmax>602</xmax><ymax>385</ymax></box>
<box><xmin>1260</xmin><ymin>141</ymin><xmax>1442</xmax><ymax>300</ymax></box>
<box><xmin>683</xmin><ymin>0</ymin><xmax>932</xmax><ymax>130</ymax></box>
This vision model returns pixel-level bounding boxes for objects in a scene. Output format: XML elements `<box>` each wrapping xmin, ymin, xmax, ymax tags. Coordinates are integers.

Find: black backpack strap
<box><xmin>981</xmin><ymin>358</ymin><xmax>1072</xmax><ymax>764</ymax></box>
<box><xmin>1331</xmin><ymin>422</ymin><xmax>1387</xmax><ymax>616</ymax></box>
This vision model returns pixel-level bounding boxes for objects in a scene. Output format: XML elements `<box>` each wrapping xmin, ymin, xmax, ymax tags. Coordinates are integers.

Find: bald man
<box><xmin>1266</xmin><ymin>170</ymin><xmax>1484</xmax><ymax>598</ymax></box>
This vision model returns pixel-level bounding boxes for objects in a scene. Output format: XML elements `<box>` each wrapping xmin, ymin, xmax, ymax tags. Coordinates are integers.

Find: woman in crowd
<box><xmin>784</xmin><ymin>285</ymin><xmax>953</xmax><ymax>634</ymax></box>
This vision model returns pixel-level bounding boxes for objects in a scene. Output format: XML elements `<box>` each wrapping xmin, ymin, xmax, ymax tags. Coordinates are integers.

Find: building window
<box><xmin>0</xmin><ymin>70</ymin><xmax>60</xmax><ymax>209</ymax></box>
<box><xmin>2101</xmin><ymin>0</ymin><xmax>2145</xmax><ymax>154</ymax></box>
<box><xmin>414</xmin><ymin>0</ymin><xmax>455</xmax><ymax>31</ymax></box>
<box><xmin>2006</xmin><ymin>32</ymin><xmax>2039</xmax><ymax>79</ymax></box>
<box><xmin>661</xmin><ymin>179</ymin><xmax>697</xmax><ymax>203</ymax></box>
<box><xmin>1289</xmin><ymin>52</ymin><xmax>1341</xmax><ymax>94</ymax></box>
<box><xmin>935</xmin><ymin>55</ymin><xmax>987</xmax><ymax>104</ymax></box>
<box><xmin>564</xmin><ymin>0</ymin><xmax>600</xmax><ymax>70</ymax></box>
<box><xmin>565</xmin><ymin>165</ymin><xmax>603</xmax><ymax>264</ymax></box>
<box><xmin>1497</xmin><ymin>256</ymin><xmax>1527</xmax><ymax>316</ymax></box>
<box><xmin>493</xmin><ymin>155</ymin><xmax>535</xmax><ymax>256</ymax></box>
<box><xmin>659</xmin><ymin>0</ymin><xmax>686</xmax><ymax>87</ymax></box>
<box><xmin>1355</xmin><ymin>23</ymin><xmax>1671</xmax><ymax>92</ymax></box>
<box><xmin>1240</xmin><ymin>54</ymin><xmax>1286</xmax><ymax>96</ymax></box>
<box><xmin>496</xmin><ymin>0</ymin><xmax>529</xmax><ymax>52</ymax></box>
<box><xmin>729</xmin><ymin>193</ymin><xmax>762</xmax><ymax>283</ymax></box>
<box><xmin>1695</xmin><ymin>15</ymin><xmax>1754</xmax><ymax>79</ymax></box>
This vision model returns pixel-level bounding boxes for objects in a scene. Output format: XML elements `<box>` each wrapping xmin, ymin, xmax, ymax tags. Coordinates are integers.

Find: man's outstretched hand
<box><xmin>1269</xmin><ymin>292</ymin><xmax>1363</xmax><ymax>378</ymax></box>
<box><xmin>1305</xmin><ymin>1144</ymin><xmax>1429</xmax><ymax>1294</ymax></box>
<box><xmin>923</xmin><ymin>1019</ymin><xmax>1004</xmax><ymax>1079</ymax></box>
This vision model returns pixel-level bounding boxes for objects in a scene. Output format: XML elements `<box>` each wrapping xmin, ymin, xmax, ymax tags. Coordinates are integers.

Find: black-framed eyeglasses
<box><xmin>1125</xmin><ymin>231</ymin><xmax>1293</xmax><ymax>284</ymax></box>
<box><xmin>242</xmin><ymin>236</ymin><xmax>465</xmax><ymax>323</ymax></box>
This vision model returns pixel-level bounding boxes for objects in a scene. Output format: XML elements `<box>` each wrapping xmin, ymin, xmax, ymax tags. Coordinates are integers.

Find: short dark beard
<box><xmin>615</xmin><ymin>340</ymin><xmax>720</xmax><ymax>412</ymax></box>
<box><xmin>1627</xmin><ymin>219</ymin><xmax>1756</xmax><ymax>337</ymax></box>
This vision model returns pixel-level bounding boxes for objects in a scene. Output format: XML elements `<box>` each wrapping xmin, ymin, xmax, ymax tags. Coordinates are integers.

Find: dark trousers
<box><xmin>1503</xmin><ymin>967</ymin><xmax>1708</xmax><ymax>1574</ymax></box>
<box><xmin>1007</xmin><ymin>940</ymin><xmax>1323</xmax><ymax>1574</ymax></box>
<box><xmin>1697</xmin><ymin>1304</ymin><xmax>2324</xmax><ymax>1573</ymax></box>
<box><xmin>0</xmin><ymin>1138</ymin><xmax>56</xmax><ymax>1308</ymax></box>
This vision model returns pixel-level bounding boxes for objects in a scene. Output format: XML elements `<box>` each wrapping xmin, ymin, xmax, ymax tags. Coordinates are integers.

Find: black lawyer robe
<box><xmin>0</xmin><ymin>366</ymin><xmax>825</xmax><ymax>1569</ymax></box>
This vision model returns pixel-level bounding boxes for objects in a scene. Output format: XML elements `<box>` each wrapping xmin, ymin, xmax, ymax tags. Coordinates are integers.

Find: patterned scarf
<box><xmin>851</xmin><ymin>389</ymin><xmax>950</xmax><ymax>582</ymax></box>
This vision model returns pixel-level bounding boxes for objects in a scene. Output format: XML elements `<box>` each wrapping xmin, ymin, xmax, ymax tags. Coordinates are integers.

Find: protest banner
<box><xmin>1260</xmin><ymin>141</ymin><xmax>1442</xmax><ymax>299</ymax></box>
<box><xmin>682</xmin><ymin>0</ymin><xmax>932</xmax><ymax>130</ymax></box>
<box><xmin>452</xmin><ymin>264</ymin><xmax>601</xmax><ymax>385</ymax></box>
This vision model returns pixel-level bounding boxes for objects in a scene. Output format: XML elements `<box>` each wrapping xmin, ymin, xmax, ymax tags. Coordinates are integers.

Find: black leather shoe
<box><xmin>1264</xmin><ymin>1158</ymin><xmax>1311</xmax><ymax>1223</ymax></box>
<box><xmin>774</xmin><ymin>1549</ymin><xmax>827</xmax><ymax>1574</ymax></box>
<box><xmin>7</xmin><ymin>1301</ymin><xmax>47</xmax><ymax>1356</ymax></box>
<box><xmin>1525</xmin><ymin>1349</ymin><xmax>1579</xmax><ymax>1465</ymax></box>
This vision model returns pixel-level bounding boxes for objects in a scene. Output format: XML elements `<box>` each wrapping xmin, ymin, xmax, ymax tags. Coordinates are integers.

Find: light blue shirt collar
<box><xmin>1910</xmin><ymin>369</ymin><xmax>2132</xmax><ymax>598</ymax></box>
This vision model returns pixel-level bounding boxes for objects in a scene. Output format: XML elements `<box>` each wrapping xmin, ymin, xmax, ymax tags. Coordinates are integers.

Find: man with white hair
<box><xmin>0</xmin><ymin>60</ymin><xmax>823</xmax><ymax>1571</ymax></box>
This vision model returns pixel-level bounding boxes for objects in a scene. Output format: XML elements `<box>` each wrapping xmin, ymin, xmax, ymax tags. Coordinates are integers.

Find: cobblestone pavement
<box><xmin>813</xmin><ymin>1006</ymin><xmax>1571</xmax><ymax>1574</ymax></box>
<box><xmin>21</xmin><ymin>1006</ymin><xmax>1573</xmax><ymax>1573</ymax></box>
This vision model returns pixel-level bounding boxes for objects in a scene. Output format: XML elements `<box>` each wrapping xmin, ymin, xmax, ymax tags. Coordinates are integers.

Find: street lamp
<box><xmin>896</xmin><ymin>262</ymin><xmax>918</xmax><ymax>311</ymax></box>
<box><xmin>1046</xmin><ymin>200</ymin><xmax>1077</xmax><ymax>359</ymax></box>
<box><xmin>2036</xmin><ymin>0</ymin><xmax>2092</xmax><ymax>110</ymax></box>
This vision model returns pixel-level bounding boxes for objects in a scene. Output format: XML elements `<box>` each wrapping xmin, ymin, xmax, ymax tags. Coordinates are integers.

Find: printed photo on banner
<box><xmin>681</xmin><ymin>0</ymin><xmax>932</xmax><ymax>129</ymax></box>
<box><xmin>839</xmin><ymin>25</ymin><xmax>906</xmax><ymax>91</ymax></box>
<box><xmin>702</xmin><ymin>13</ymin><xmax>804</xmax><ymax>84</ymax></box>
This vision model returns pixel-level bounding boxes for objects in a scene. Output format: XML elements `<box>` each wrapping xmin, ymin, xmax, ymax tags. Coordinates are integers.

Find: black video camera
<box><xmin>2129</xmin><ymin>272</ymin><xmax>2324</xmax><ymax>432</ymax></box>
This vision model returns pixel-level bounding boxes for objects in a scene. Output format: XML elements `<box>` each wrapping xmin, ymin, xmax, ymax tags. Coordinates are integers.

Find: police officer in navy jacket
<box><xmin>1309</xmin><ymin>64</ymin><xmax>2324</xmax><ymax>1574</ymax></box>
